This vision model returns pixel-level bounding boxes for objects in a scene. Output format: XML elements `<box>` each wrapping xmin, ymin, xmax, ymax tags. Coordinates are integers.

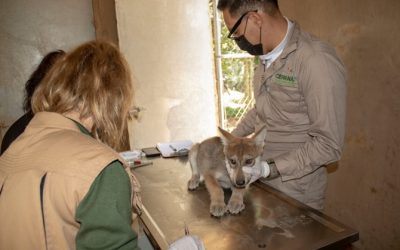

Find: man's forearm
<box><xmin>231</xmin><ymin>108</ymin><xmax>257</xmax><ymax>137</ymax></box>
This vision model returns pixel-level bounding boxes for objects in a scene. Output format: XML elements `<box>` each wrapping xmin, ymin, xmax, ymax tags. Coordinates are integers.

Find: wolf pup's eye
<box><xmin>229</xmin><ymin>159</ymin><xmax>237</xmax><ymax>165</ymax></box>
<box><xmin>245</xmin><ymin>159</ymin><xmax>253</xmax><ymax>165</ymax></box>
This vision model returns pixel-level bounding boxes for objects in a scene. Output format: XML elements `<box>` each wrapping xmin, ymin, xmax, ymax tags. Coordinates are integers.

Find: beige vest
<box><xmin>0</xmin><ymin>112</ymin><xmax>141</xmax><ymax>250</ymax></box>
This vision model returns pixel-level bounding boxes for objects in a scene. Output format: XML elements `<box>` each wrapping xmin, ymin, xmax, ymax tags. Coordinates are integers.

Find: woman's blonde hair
<box><xmin>32</xmin><ymin>40</ymin><xmax>133</xmax><ymax>149</ymax></box>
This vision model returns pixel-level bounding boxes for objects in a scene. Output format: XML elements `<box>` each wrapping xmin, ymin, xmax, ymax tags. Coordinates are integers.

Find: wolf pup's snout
<box><xmin>235</xmin><ymin>178</ymin><xmax>246</xmax><ymax>188</ymax></box>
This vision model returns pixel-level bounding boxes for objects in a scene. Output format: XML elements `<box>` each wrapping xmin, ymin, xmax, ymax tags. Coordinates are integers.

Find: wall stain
<box><xmin>385</xmin><ymin>182</ymin><xmax>395</xmax><ymax>191</ymax></box>
<box><xmin>345</xmin><ymin>131</ymin><xmax>374</xmax><ymax>153</ymax></box>
<box><xmin>335</xmin><ymin>23</ymin><xmax>363</xmax><ymax>55</ymax></box>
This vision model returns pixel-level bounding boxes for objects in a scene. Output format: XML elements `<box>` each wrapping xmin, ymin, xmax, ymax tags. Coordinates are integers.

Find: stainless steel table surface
<box><xmin>132</xmin><ymin>157</ymin><xmax>358</xmax><ymax>250</ymax></box>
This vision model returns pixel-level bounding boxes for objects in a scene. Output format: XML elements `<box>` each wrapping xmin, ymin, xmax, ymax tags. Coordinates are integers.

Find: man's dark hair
<box><xmin>23</xmin><ymin>50</ymin><xmax>65</xmax><ymax>113</ymax></box>
<box><xmin>217</xmin><ymin>0</ymin><xmax>279</xmax><ymax>16</ymax></box>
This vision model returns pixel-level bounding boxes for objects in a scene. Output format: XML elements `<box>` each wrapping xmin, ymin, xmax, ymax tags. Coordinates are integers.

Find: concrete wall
<box><xmin>0</xmin><ymin>0</ymin><xmax>95</xmax><ymax>139</ymax></box>
<box><xmin>279</xmin><ymin>0</ymin><xmax>400</xmax><ymax>249</ymax></box>
<box><xmin>115</xmin><ymin>0</ymin><xmax>218</xmax><ymax>149</ymax></box>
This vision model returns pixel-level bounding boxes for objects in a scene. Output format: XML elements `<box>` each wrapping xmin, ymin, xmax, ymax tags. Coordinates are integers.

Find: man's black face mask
<box><xmin>234</xmin><ymin>34</ymin><xmax>263</xmax><ymax>56</ymax></box>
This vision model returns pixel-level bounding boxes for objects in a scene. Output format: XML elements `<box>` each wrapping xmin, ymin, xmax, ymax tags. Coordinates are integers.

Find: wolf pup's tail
<box><xmin>188</xmin><ymin>143</ymin><xmax>199</xmax><ymax>174</ymax></box>
<box><xmin>188</xmin><ymin>143</ymin><xmax>200</xmax><ymax>190</ymax></box>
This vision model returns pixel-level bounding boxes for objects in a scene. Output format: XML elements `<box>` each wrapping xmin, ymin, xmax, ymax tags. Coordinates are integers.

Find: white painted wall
<box><xmin>116</xmin><ymin>0</ymin><xmax>218</xmax><ymax>149</ymax></box>
<box><xmin>0</xmin><ymin>0</ymin><xmax>95</xmax><ymax>138</ymax></box>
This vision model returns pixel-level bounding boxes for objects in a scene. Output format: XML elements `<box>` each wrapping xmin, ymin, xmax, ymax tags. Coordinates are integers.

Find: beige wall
<box><xmin>116</xmin><ymin>0</ymin><xmax>218</xmax><ymax>149</ymax></box>
<box><xmin>0</xmin><ymin>0</ymin><xmax>95</xmax><ymax>139</ymax></box>
<box><xmin>280</xmin><ymin>0</ymin><xmax>400</xmax><ymax>249</ymax></box>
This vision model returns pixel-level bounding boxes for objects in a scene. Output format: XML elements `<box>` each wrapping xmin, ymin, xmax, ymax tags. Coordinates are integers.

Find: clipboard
<box><xmin>156</xmin><ymin>140</ymin><xmax>193</xmax><ymax>158</ymax></box>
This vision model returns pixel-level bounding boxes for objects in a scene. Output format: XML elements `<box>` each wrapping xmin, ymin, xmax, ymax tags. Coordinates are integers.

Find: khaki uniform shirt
<box><xmin>232</xmin><ymin>23</ymin><xmax>346</xmax><ymax>209</ymax></box>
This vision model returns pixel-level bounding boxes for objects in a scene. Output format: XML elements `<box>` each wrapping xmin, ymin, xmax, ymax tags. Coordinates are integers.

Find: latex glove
<box><xmin>242</xmin><ymin>161</ymin><xmax>270</xmax><ymax>184</ymax></box>
<box><xmin>168</xmin><ymin>235</ymin><xmax>205</xmax><ymax>250</ymax></box>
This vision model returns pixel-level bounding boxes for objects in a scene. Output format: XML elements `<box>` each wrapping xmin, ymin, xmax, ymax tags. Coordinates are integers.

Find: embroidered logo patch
<box><xmin>274</xmin><ymin>73</ymin><xmax>297</xmax><ymax>87</ymax></box>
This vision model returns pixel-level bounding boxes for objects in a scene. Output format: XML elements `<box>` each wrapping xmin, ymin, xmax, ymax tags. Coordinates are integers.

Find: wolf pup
<box><xmin>188</xmin><ymin>126</ymin><xmax>267</xmax><ymax>217</ymax></box>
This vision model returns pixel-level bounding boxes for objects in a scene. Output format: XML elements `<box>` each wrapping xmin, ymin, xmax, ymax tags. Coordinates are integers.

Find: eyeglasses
<box><xmin>227</xmin><ymin>10</ymin><xmax>258</xmax><ymax>40</ymax></box>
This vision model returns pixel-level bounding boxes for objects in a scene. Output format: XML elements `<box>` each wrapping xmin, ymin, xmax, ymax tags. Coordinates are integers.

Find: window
<box><xmin>210</xmin><ymin>0</ymin><xmax>256</xmax><ymax>131</ymax></box>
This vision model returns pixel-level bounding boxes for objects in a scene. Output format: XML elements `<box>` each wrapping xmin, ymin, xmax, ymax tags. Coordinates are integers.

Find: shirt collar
<box><xmin>30</xmin><ymin>112</ymin><xmax>92</xmax><ymax>136</ymax></box>
<box><xmin>70</xmin><ymin>119</ymin><xmax>92</xmax><ymax>136</ymax></box>
<box><xmin>259</xmin><ymin>17</ymin><xmax>294</xmax><ymax>66</ymax></box>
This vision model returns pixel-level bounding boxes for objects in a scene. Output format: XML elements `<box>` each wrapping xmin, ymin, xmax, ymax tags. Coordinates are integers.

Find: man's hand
<box><xmin>243</xmin><ymin>160</ymin><xmax>280</xmax><ymax>184</ymax></box>
<box><xmin>242</xmin><ymin>161</ymin><xmax>270</xmax><ymax>184</ymax></box>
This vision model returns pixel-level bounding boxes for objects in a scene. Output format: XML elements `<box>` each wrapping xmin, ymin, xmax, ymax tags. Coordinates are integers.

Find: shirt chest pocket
<box><xmin>268</xmin><ymin>78</ymin><xmax>303</xmax><ymax>114</ymax></box>
<box><xmin>255</xmin><ymin>81</ymin><xmax>305</xmax><ymax>125</ymax></box>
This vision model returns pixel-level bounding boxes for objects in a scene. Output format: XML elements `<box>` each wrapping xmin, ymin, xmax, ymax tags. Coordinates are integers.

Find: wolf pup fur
<box><xmin>188</xmin><ymin>126</ymin><xmax>266</xmax><ymax>217</ymax></box>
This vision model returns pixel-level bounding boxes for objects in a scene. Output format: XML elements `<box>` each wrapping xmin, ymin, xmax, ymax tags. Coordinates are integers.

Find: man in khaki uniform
<box><xmin>218</xmin><ymin>0</ymin><xmax>346</xmax><ymax>210</ymax></box>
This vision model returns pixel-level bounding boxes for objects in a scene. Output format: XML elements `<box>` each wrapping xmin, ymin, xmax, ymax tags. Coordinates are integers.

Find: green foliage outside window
<box><xmin>209</xmin><ymin>2</ymin><xmax>256</xmax><ymax>129</ymax></box>
<box><xmin>220</xmin><ymin>25</ymin><xmax>256</xmax><ymax>128</ymax></box>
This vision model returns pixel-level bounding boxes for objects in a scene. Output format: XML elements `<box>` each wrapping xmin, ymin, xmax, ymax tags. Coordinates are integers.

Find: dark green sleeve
<box><xmin>75</xmin><ymin>160</ymin><xmax>140</xmax><ymax>250</ymax></box>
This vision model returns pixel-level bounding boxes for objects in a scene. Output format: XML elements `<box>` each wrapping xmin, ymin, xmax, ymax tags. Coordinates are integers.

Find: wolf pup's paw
<box><xmin>210</xmin><ymin>201</ymin><xmax>227</xmax><ymax>217</ymax></box>
<box><xmin>227</xmin><ymin>200</ymin><xmax>245</xmax><ymax>214</ymax></box>
<box><xmin>187</xmin><ymin>178</ymin><xmax>200</xmax><ymax>190</ymax></box>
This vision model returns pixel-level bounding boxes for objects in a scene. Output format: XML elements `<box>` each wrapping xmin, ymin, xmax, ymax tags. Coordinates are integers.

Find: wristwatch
<box><xmin>266</xmin><ymin>159</ymin><xmax>280</xmax><ymax>179</ymax></box>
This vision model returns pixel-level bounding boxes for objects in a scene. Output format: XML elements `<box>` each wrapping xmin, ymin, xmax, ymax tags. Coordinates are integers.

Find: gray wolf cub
<box><xmin>188</xmin><ymin>127</ymin><xmax>266</xmax><ymax>217</ymax></box>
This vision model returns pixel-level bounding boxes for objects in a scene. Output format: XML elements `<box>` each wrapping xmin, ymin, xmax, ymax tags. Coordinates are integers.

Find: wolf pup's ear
<box><xmin>218</xmin><ymin>127</ymin><xmax>236</xmax><ymax>146</ymax></box>
<box><xmin>252</xmin><ymin>125</ymin><xmax>267</xmax><ymax>147</ymax></box>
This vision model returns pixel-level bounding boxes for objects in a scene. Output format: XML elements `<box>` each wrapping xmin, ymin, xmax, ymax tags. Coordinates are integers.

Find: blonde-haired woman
<box><xmin>0</xmin><ymin>41</ymin><xmax>141</xmax><ymax>249</ymax></box>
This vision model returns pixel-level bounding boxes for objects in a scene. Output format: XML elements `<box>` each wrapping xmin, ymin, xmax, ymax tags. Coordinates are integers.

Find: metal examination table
<box><xmin>132</xmin><ymin>157</ymin><xmax>358</xmax><ymax>250</ymax></box>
